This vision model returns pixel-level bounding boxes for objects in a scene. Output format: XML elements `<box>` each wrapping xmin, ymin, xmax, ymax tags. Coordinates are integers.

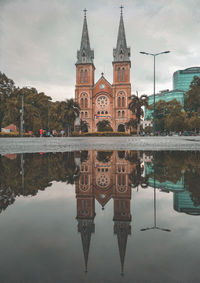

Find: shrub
<box><xmin>72</xmin><ymin>131</ymin><xmax>130</xmax><ymax>137</ymax></box>
<box><xmin>0</xmin><ymin>131</ymin><xmax>33</xmax><ymax>137</ymax></box>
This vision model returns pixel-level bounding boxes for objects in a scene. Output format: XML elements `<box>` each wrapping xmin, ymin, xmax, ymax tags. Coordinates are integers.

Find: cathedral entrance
<box><xmin>118</xmin><ymin>124</ymin><xmax>125</xmax><ymax>132</ymax></box>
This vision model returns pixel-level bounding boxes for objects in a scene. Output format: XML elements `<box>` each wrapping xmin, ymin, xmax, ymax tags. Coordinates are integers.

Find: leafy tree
<box><xmin>125</xmin><ymin>118</ymin><xmax>137</xmax><ymax>133</ymax></box>
<box><xmin>184</xmin><ymin>76</ymin><xmax>200</xmax><ymax>115</ymax></box>
<box><xmin>0</xmin><ymin>72</ymin><xmax>15</xmax><ymax>131</ymax></box>
<box><xmin>128</xmin><ymin>93</ymin><xmax>148</xmax><ymax>135</ymax></box>
<box><xmin>49</xmin><ymin>99</ymin><xmax>80</xmax><ymax>135</ymax></box>
<box><xmin>5</xmin><ymin>87</ymin><xmax>52</xmax><ymax>134</ymax></box>
<box><xmin>80</xmin><ymin>119</ymin><xmax>89</xmax><ymax>133</ymax></box>
<box><xmin>153</xmin><ymin>99</ymin><xmax>186</xmax><ymax>133</ymax></box>
<box><xmin>96</xmin><ymin>120</ymin><xmax>113</xmax><ymax>132</ymax></box>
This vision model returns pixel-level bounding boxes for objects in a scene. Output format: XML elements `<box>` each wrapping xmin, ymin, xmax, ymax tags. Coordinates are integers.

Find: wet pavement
<box><xmin>0</xmin><ymin>136</ymin><xmax>200</xmax><ymax>154</ymax></box>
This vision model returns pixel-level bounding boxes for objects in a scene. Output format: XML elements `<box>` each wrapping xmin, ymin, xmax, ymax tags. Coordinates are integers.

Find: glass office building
<box><xmin>173</xmin><ymin>67</ymin><xmax>200</xmax><ymax>91</ymax></box>
<box><xmin>145</xmin><ymin>89</ymin><xmax>185</xmax><ymax>120</ymax></box>
<box><xmin>145</xmin><ymin>67</ymin><xmax>200</xmax><ymax>119</ymax></box>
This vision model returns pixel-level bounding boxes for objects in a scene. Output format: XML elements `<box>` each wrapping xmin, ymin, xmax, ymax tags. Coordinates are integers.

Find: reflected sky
<box><xmin>0</xmin><ymin>151</ymin><xmax>200</xmax><ymax>283</ymax></box>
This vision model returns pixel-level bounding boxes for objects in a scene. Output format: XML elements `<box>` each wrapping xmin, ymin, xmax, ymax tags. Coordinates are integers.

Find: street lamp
<box><xmin>20</xmin><ymin>86</ymin><xmax>33</xmax><ymax>137</ymax></box>
<box><xmin>140</xmin><ymin>51</ymin><xmax>170</xmax><ymax>135</ymax></box>
<box><xmin>141</xmin><ymin>154</ymin><xmax>171</xmax><ymax>233</ymax></box>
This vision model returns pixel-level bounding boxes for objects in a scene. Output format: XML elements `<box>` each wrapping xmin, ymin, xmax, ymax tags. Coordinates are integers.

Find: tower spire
<box><xmin>113</xmin><ymin>7</ymin><xmax>130</xmax><ymax>62</ymax></box>
<box><xmin>77</xmin><ymin>9</ymin><xmax>94</xmax><ymax>64</ymax></box>
<box><xmin>78</xmin><ymin>219</ymin><xmax>95</xmax><ymax>273</ymax></box>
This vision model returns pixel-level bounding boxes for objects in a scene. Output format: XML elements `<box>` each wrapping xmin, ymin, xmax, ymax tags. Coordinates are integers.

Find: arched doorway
<box><xmin>118</xmin><ymin>124</ymin><xmax>125</xmax><ymax>132</ymax></box>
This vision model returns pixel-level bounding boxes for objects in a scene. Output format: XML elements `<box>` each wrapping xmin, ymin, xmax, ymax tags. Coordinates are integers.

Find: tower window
<box><xmin>85</xmin><ymin>112</ymin><xmax>88</xmax><ymax>118</ymax></box>
<box><xmin>85</xmin><ymin>98</ymin><xmax>88</xmax><ymax>108</ymax></box>
<box><xmin>118</xmin><ymin>96</ymin><xmax>121</xmax><ymax>107</ymax></box>
<box><xmin>80</xmin><ymin>70</ymin><xmax>83</xmax><ymax>83</ymax></box>
<box><xmin>85</xmin><ymin>69</ymin><xmax>88</xmax><ymax>83</ymax></box>
<box><xmin>122</xmin><ymin>68</ymin><xmax>125</xmax><ymax>81</ymax></box>
<box><xmin>122</xmin><ymin>96</ymin><xmax>125</xmax><ymax>107</ymax></box>
<box><xmin>118</xmin><ymin>68</ymin><xmax>121</xmax><ymax>82</ymax></box>
<box><xmin>118</xmin><ymin>111</ymin><xmax>120</xmax><ymax>117</ymax></box>
<box><xmin>122</xmin><ymin>110</ymin><xmax>125</xmax><ymax>118</ymax></box>
<box><xmin>81</xmin><ymin>111</ymin><xmax>83</xmax><ymax>118</ymax></box>
<box><xmin>81</xmin><ymin>98</ymin><xmax>83</xmax><ymax>108</ymax></box>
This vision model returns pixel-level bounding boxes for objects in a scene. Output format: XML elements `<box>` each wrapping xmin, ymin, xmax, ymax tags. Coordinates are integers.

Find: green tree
<box><xmin>125</xmin><ymin>118</ymin><xmax>137</xmax><ymax>133</ymax></box>
<box><xmin>128</xmin><ymin>93</ymin><xmax>148</xmax><ymax>135</ymax></box>
<box><xmin>80</xmin><ymin>119</ymin><xmax>89</xmax><ymax>133</ymax></box>
<box><xmin>5</xmin><ymin>87</ymin><xmax>52</xmax><ymax>134</ymax></box>
<box><xmin>0</xmin><ymin>72</ymin><xmax>15</xmax><ymax>132</ymax></box>
<box><xmin>184</xmin><ymin>76</ymin><xmax>200</xmax><ymax>115</ymax></box>
<box><xmin>96</xmin><ymin>120</ymin><xmax>113</xmax><ymax>132</ymax></box>
<box><xmin>49</xmin><ymin>99</ymin><xmax>80</xmax><ymax>135</ymax></box>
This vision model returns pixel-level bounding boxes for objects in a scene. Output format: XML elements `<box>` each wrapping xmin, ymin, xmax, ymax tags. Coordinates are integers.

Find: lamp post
<box><xmin>20</xmin><ymin>86</ymin><xmax>33</xmax><ymax>137</ymax></box>
<box><xmin>141</xmin><ymin>153</ymin><xmax>171</xmax><ymax>233</ymax></box>
<box><xmin>20</xmin><ymin>93</ymin><xmax>24</xmax><ymax>137</ymax></box>
<box><xmin>140</xmin><ymin>51</ymin><xmax>170</xmax><ymax>135</ymax></box>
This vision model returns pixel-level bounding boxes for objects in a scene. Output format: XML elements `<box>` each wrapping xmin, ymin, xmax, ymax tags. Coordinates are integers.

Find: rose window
<box><xmin>96</xmin><ymin>96</ymin><xmax>109</xmax><ymax>109</ymax></box>
<box><xmin>96</xmin><ymin>174</ymin><xmax>110</xmax><ymax>188</ymax></box>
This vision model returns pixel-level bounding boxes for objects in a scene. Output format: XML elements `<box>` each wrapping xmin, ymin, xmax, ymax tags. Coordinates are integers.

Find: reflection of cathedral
<box><xmin>75</xmin><ymin>9</ymin><xmax>135</xmax><ymax>132</ymax></box>
<box><xmin>75</xmin><ymin>151</ymin><xmax>133</xmax><ymax>273</ymax></box>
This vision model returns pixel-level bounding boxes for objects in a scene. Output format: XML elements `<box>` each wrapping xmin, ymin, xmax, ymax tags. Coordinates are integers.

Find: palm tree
<box><xmin>125</xmin><ymin>118</ymin><xmax>137</xmax><ymax>134</ymax></box>
<box><xmin>96</xmin><ymin>120</ymin><xmax>112</xmax><ymax>132</ymax></box>
<box><xmin>80</xmin><ymin>119</ymin><xmax>89</xmax><ymax>133</ymax></box>
<box><xmin>128</xmin><ymin>92</ymin><xmax>148</xmax><ymax>135</ymax></box>
<box><xmin>65</xmin><ymin>99</ymin><xmax>80</xmax><ymax>136</ymax></box>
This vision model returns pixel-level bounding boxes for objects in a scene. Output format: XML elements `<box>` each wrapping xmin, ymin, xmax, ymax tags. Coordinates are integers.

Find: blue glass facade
<box><xmin>145</xmin><ymin>66</ymin><xmax>200</xmax><ymax>119</ymax></box>
<box><xmin>173</xmin><ymin>67</ymin><xmax>200</xmax><ymax>91</ymax></box>
<box><xmin>145</xmin><ymin>89</ymin><xmax>185</xmax><ymax>120</ymax></box>
<box><xmin>174</xmin><ymin>191</ymin><xmax>200</xmax><ymax>215</ymax></box>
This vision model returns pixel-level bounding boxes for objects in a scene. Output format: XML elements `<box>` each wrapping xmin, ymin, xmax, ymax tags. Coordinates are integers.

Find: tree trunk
<box><xmin>0</xmin><ymin>118</ymin><xmax>2</xmax><ymax>133</ymax></box>
<box><xmin>137</xmin><ymin>123</ymin><xmax>140</xmax><ymax>136</ymax></box>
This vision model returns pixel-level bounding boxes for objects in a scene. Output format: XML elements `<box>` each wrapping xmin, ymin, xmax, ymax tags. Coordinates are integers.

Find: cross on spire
<box><xmin>120</xmin><ymin>5</ymin><xmax>124</xmax><ymax>15</ymax></box>
<box><xmin>83</xmin><ymin>8</ymin><xmax>87</xmax><ymax>18</ymax></box>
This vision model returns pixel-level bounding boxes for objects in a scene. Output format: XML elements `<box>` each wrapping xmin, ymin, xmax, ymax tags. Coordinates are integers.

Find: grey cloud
<box><xmin>0</xmin><ymin>0</ymin><xmax>199</xmax><ymax>100</ymax></box>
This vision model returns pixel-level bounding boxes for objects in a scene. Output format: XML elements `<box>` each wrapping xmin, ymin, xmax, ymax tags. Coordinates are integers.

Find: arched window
<box><xmin>81</xmin><ymin>112</ymin><xmax>83</xmax><ymax>118</ymax></box>
<box><xmin>122</xmin><ymin>175</ymin><xmax>125</xmax><ymax>185</ymax></box>
<box><xmin>105</xmin><ymin>111</ymin><xmax>108</xmax><ymax>114</ymax></box>
<box><xmin>101</xmin><ymin>111</ymin><xmax>104</xmax><ymax>114</ymax></box>
<box><xmin>118</xmin><ymin>68</ymin><xmax>121</xmax><ymax>82</ymax></box>
<box><xmin>122</xmin><ymin>110</ymin><xmax>125</xmax><ymax>118</ymax></box>
<box><xmin>118</xmin><ymin>175</ymin><xmax>121</xmax><ymax>185</ymax></box>
<box><xmin>122</xmin><ymin>68</ymin><xmax>125</xmax><ymax>81</ymax></box>
<box><xmin>122</xmin><ymin>96</ymin><xmax>125</xmax><ymax>107</ymax></box>
<box><xmin>118</xmin><ymin>111</ymin><xmax>120</xmax><ymax>117</ymax></box>
<box><xmin>81</xmin><ymin>98</ymin><xmax>83</xmax><ymax>108</ymax></box>
<box><xmin>81</xmin><ymin>70</ymin><xmax>83</xmax><ymax>83</ymax></box>
<box><xmin>118</xmin><ymin>96</ymin><xmax>121</xmax><ymax>107</ymax></box>
<box><xmin>85</xmin><ymin>69</ymin><xmax>87</xmax><ymax>83</ymax></box>
<box><xmin>98</xmin><ymin>111</ymin><xmax>100</xmax><ymax>114</ymax></box>
<box><xmin>85</xmin><ymin>98</ymin><xmax>87</xmax><ymax>108</ymax></box>
<box><xmin>85</xmin><ymin>112</ymin><xmax>88</xmax><ymax>118</ymax></box>
<box><xmin>85</xmin><ymin>175</ymin><xmax>88</xmax><ymax>185</ymax></box>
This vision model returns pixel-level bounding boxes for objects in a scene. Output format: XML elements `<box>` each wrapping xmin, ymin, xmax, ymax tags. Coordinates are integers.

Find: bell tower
<box><xmin>75</xmin><ymin>9</ymin><xmax>95</xmax><ymax>132</ymax></box>
<box><xmin>112</xmin><ymin>6</ymin><xmax>132</xmax><ymax>132</ymax></box>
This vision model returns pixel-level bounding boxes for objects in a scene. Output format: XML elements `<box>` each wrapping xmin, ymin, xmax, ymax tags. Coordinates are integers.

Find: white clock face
<box><xmin>96</xmin><ymin>95</ymin><xmax>109</xmax><ymax>109</ymax></box>
<box><xmin>100</xmin><ymin>84</ymin><xmax>105</xmax><ymax>89</ymax></box>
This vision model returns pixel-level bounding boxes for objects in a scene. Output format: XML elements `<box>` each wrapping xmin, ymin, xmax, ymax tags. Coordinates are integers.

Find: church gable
<box><xmin>93</xmin><ymin>76</ymin><xmax>112</xmax><ymax>97</ymax></box>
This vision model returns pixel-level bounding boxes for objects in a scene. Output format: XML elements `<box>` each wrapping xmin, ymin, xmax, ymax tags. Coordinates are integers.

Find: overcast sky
<box><xmin>0</xmin><ymin>0</ymin><xmax>200</xmax><ymax>101</ymax></box>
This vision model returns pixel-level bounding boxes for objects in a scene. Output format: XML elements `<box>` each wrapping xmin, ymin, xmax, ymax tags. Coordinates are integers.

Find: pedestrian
<box><xmin>40</xmin><ymin>129</ymin><xmax>43</xmax><ymax>137</ymax></box>
<box><xmin>61</xmin><ymin>130</ymin><xmax>65</xmax><ymax>137</ymax></box>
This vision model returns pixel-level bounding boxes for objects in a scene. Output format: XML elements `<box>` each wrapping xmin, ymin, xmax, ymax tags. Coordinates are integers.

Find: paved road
<box><xmin>0</xmin><ymin>136</ymin><xmax>200</xmax><ymax>154</ymax></box>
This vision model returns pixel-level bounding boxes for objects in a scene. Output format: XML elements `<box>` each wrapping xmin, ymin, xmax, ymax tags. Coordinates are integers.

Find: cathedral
<box><xmin>75</xmin><ymin>150</ymin><xmax>133</xmax><ymax>273</ymax></box>
<box><xmin>75</xmin><ymin>9</ymin><xmax>135</xmax><ymax>132</ymax></box>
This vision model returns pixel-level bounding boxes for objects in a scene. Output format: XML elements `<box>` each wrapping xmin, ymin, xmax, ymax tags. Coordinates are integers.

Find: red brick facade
<box><xmin>75</xmin><ymin>12</ymin><xmax>135</xmax><ymax>132</ymax></box>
